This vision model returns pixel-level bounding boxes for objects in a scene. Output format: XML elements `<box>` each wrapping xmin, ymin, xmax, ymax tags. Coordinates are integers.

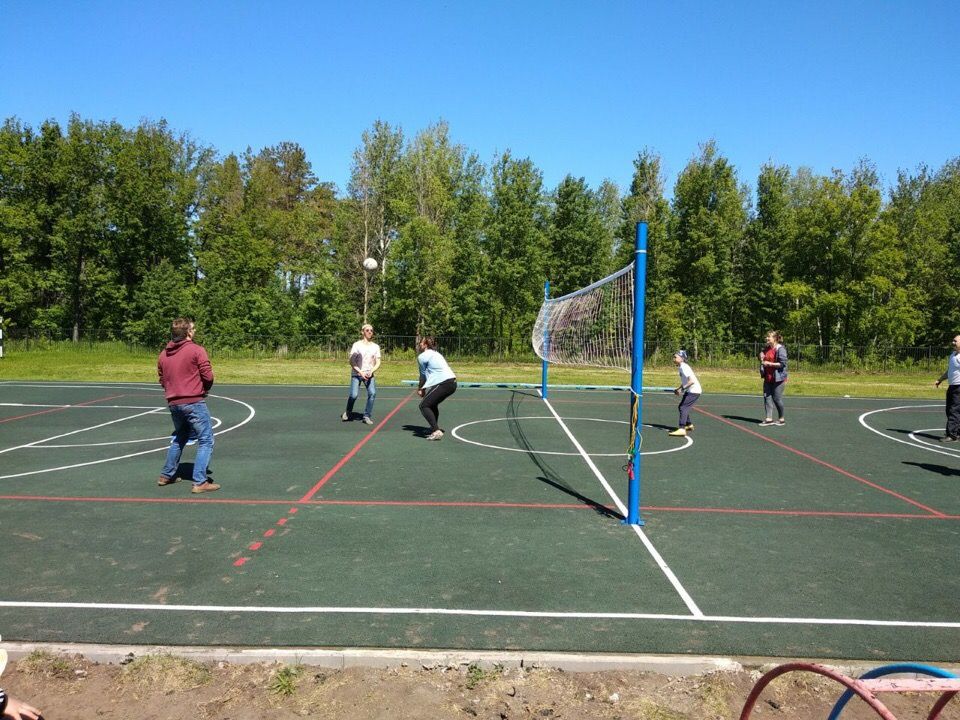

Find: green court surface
<box><xmin>1</xmin><ymin>379</ymin><xmax>959</xmax><ymax>661</ymax></box>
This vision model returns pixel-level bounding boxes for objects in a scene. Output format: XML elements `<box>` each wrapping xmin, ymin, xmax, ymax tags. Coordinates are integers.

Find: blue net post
<box><xmin>541</xmin><ymin>281</ymin><xmax>550</xmax><ymax>398</ymax></box>
<box><xmin>625</xmin><ymin>222</ymin><xmax>647</xmax><ymax>526</ymax></box>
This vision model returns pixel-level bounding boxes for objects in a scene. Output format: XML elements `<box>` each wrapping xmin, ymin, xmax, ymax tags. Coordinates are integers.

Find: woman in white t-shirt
<box><xmin>669</xmin><ymin>349</ymin><xmax>701</xmax><ymax>437</ymax></box>
<box><xmin>341</xmin><ymin>324</ymin><xmax>382</xmax><ymax>425</ymax></box>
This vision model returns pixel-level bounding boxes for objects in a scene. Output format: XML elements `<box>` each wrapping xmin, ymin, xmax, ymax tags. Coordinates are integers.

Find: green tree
<box><xmin>617</xmin><ymin>149</ymin><xmax>676</xmax><ymax>351</ymax></box>
<box><xmin>0</xmin><ymin>119</ymin><xmax>46</xmax><ymax>328</ymax></box>
<box><xmin>447</xmin><ymin>153</ymin><xmax>489</xmax><ymax>337</ymax></box>
<box><xmin>344</xmin><ymin>121</ymin><xmax>407</xmax><ymax>322</ymax></box>
<box><xmin>738</xmin><ymin>163</ymin><xmax>792</xmax><ymax>343</ymax></box>
<box><xmin>386</xmin><ymin>216</ymin><xmax>456</xmax><ymax>335</ymax></box>
<box><xmin>885</xmin><ymin>159</ymin><xmax>960</xmax><ymax>343</ymax></box>
<box><xmin>484</xmin><ymin>152</ymin><xmax>548</xmax><ymax>352</ymax></box>
<box><xmin>122</xmin><ymin>259</ymin><xmax>195</xmax><ymax>347</ymax></box>
<box><xmin>547</xmin><ymin>175</ymin><xmax>610</xmax><ymax>295</ymax></box>
<box><xmin>595</xmin><ymin>179</ymin><xmax>622</xmax><ymax>263</ymax></box>
<box><xmin>670</xmin><ymin>141</ymin><xmax>748</xmax><ymax>354</ymax></box>
<box><xmin>390</xmin><ymin>121</ymin><xmax>489</xmax><ymax>337</ymax></box>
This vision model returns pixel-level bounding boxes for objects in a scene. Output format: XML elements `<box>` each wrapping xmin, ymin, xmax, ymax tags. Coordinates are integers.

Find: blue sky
<box><xmin>1</xmin><ymin>0</ymin><xmax>957</xmax><ymax>198</ymax></box>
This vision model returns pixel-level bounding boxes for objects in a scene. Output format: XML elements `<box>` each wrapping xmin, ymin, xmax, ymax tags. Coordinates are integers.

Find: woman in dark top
<box><xmin>759</xmin><ymin>330</ymin><xmax>788</xmax><ymax>426</ymax></box>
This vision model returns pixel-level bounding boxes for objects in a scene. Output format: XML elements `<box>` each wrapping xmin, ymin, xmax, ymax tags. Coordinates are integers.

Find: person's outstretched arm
<box><xmin>0</xmin><ymin>689</ymin><xmax>43</xmax><ymax>720</ymax></box>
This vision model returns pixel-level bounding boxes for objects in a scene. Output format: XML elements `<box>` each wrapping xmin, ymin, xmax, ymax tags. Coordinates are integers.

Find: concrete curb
<box><xmin>3</xmin><ymin>642</ymin><xmax>744</xmax><ymax>676</ymax></box>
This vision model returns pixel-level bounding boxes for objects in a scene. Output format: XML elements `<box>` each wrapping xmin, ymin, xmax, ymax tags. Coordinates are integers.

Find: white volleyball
<box><xmin>363</xmin><ymin>257</ymin><xmax>378</xmax><ymax>271</ymax></box>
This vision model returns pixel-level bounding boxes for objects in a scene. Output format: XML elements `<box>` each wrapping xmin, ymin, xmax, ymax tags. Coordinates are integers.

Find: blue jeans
<box><xmin>160</xmin><ymin>401</ymin><xmax>214</xmax><ymax>486</ymax></box>
<box><xmin>346</xmin><ymin>375</ymin><xmax>376</xmax><ymax>418</ymax></box>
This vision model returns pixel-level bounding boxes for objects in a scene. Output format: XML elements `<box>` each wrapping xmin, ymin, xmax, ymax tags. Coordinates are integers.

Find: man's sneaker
<box><xmin>426</xmin><ymin>430</ymin><xmax>444</xmax><ymax>441</ymax></box>
<box><xmin>668</xmin><ymin>428</ymin><xmax>686</xmax><ymax>437</ymax></box>
<box><xmin>758</xmin><ymin>419</ymin><xmax>775</xmax><ymax>426</ymax></box>
<box><xmin>362</xmin><ymin>416</ymin><xmax>374</xmax><ymax>425</ymax></box>
<box><xmin>157</xmin><ymin>475</ymin><xmax>178</xmax><ymax>486</ymax></box>
<box><xmin>341</xmin><ymin>412</ymin><xmax>350</xmax><ymax>422</ymax></box>
<box><xmin>775</xmin><ymin>419</ymin><xmax>786</xmax><ymax>426</ymax></box>
<box><xmin>191</xmin><ymin>482</ymin><xmax>221</xmax><ymax>494</ymax></box>
<box><xmin>943</xmin><ymin>436</ymin><xmax>959</xmax><ymax>443</ymax></box>
<box><xmin>685</xmin><ymin>424</ymin><xmax>695</xmax><ymax>432</ymax></box>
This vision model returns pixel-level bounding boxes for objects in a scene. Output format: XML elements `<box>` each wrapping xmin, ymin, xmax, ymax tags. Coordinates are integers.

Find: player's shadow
<box><xmin>402</xmin><ymin>424</ymin><xmax>433</xmax><ymax>438</ymax></box>
<box><xmin>903</xmin><ymin>461</ymin><xmax>960</xmax><ymax>477</ymax></box>
<box><xmin>645</xmin><ymin>422</ymin><xmax>675</xmax><ymax>431</ymax></box>
<box><xmin>886</xmin><ymin>428</ymin><xmax>942</xmax><ymax>442</ymax></box>
<box><xmin>169</xmin><ymin>463</ymin><xmax>214</xmax><ymax>480</ymax></box>
<box><xmin>723</xmin><ymin>415</ymin><xmax>764</xmax><ymax>424</ymax></box>
<box><xmin>506</xmin><ymin>391</ymin><xmax>622</xmax><ymax>520</ymax></box>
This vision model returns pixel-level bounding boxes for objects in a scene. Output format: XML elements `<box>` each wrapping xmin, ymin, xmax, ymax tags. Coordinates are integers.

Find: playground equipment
<box><xmin>739</xmin><ymin>662</ymin><xmax>960</xmax><ymax>720</ymax></box>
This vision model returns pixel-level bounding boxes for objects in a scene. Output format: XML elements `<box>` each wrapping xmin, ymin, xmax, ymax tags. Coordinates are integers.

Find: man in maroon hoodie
<box><xmin>157</xmin><ymin>318</ymin><xmax>219</xmax><ymax>493</ymax></box>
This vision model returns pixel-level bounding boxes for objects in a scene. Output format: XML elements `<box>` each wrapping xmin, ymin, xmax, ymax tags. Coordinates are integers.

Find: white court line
<box><xmin>0</xmin><ymin>600</ymin><xmax>956</xmax><ymax>628</ymax></box>
<box><xmin>859</xmin><ymin>405</ymin><xmax>960</xmax><ymax>459</ymax></box>
<box><xmin>0</xmin><ymin>393</ymin><xmax>256</xmax><ymax>480</ymax></box>
<box><xmin>38</xmin><ymin>417</ymin><xmax>224</xmax><ymax>447</ymax></box>
<box><xmin>4</xmin><ymin>383</ymin><xmax>157</xmax><ymax>390</ymax></box>
<box><xmin>0</xmin><ymin>408</ymin><xmax>165</xmax><ymax>456</ymax></box>
<box><xmin>451</xmin><ymin>416</ymin><xmax>692</xmax><ymax>457</ymax></box>
<box><xmin>1</xmin><ymin>403</ymin><xmax>163</xmax><ymax>410</ymax></box>
<box><xmin>908</xmin><ymin>429</ymin><xmax>960</xmax><ymax>451</ymax></box>
<box><xmin>538</xmin><ymin>394</ymin><xmax>704</xmax><ymax>618</ymax></box>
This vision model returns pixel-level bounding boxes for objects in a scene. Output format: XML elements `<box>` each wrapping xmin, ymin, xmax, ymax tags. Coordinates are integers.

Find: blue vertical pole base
<box><xmin>622</xmin><ymin>473</ymin><xmax>643</xmax><ymax>525</ymax></box>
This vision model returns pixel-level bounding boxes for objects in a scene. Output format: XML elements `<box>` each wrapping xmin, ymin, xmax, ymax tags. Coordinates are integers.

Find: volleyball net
<box><xmin>531</xmin><ymin>222</ymin><xmax>650</xmax><ymax>525</ymax></box>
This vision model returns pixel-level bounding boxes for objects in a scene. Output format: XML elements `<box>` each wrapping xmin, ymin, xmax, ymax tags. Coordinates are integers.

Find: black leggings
<box><xmin>419</xmin><ymin>379</ymin><xmax>457</xmax><ymax>432</ymax></box>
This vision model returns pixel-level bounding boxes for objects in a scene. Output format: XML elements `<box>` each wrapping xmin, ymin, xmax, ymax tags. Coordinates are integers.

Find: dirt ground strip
<box><xmin>3</xmin><ymin>651</ymin><xmax>960</xmax><ymax>719</ymax></box>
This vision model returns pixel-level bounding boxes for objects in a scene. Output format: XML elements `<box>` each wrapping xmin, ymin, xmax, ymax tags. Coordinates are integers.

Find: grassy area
<box><xmin>0</xmin><ymin>344</ymin><xmax>945</xmax><ymax>399</ymax></box>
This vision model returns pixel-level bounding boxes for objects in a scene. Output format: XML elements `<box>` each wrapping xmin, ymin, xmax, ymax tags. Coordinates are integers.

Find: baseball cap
<box><xmin>674</xmin><ymin>349</ymin><xmax>688</xmax><ymax>360</ymax></box>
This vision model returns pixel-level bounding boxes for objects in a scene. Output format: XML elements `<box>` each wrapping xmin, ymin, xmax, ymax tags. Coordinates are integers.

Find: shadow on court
<box><xmin>886</xmin><ymin>427</ymin><xmax>942</xmax><ymax>441</ymax></box>
<box><xmin>722</xmin><ymin>414</ymin><xmax>764</xmax><ymax>424</ymax></box>
<box><xmin>506</xmin><ymin>391</ymin><xmax>621</xmax><ymax>520</ymax></box>
<box><xmin>401</xmin><ymin>423</ymin><xmax>432</xmax><ymax>438</ymax></box>
<box><xmin>903</xmin><ymin>461</ymin><xmax>960</xmax><ymax>477</ymax></box>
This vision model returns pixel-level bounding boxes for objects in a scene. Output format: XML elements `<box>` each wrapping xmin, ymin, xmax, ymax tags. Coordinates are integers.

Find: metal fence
<box><xmin>1</xmin><ymin>330</ymin><xmax>539</xmax><ymax>362</ymax></box>
<box><xmin>2</xmin><ymin>329</ymin><xmax>950</xmax><ymax>371</ymax></box>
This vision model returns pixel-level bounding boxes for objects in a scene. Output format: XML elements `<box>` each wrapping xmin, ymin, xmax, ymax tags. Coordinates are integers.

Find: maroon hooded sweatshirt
<box><xmin>158</xmin><ymin>339</ymin><xmax>214</xmax><ymax>406</ymax></box>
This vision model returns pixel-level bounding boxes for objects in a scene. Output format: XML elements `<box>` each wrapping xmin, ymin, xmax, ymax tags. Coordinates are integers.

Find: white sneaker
<box><xmin>362</xmin><ymin>416</ymin><xmax>374</xmax><ymax>425</ymax></box>
<box><xmin>341</xmin><ymin>412</ymin><xmax>350</xmax><ymax>422</ymax></box>
<box><xmin>426</xmin><ymin>430</ymin><xmax>444</xmax><ymax>441</ymax></box>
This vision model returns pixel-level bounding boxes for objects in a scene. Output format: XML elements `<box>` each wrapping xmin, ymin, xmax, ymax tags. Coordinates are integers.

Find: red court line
<box><xmin>2</xmin><ymin>493</ymin><xmax>960</xmax><ymax>521</ymax></box>
<box><xmin>305</xmin><ymin>499</ymin><xmax>617</xmax><ymax>511</ymax></box>
<box><xmin>232</xmin><ymin>397</ymin><xmax>416</xmax><ymax>570</ymax></box>
<box><xmin>0</xmin><ymin>494</ymin><xmax>615</xmax><ymax>512</ymax></box>
<box><xmin>0</xmin><ymin>394</ymin><xmax>127</xmax><ymax>424</ymax></box>
<box><xmin>297</xmin><ymin>392</ymin><xmax>417</xmax><ymax>502</ymax></box>
<box><xmin>694</xmin><ymin>406</ymin><xmax>949</xmax><ymax>518</ymax></box>
<box><xmin>645</xmin><ymin>505</ymin><xmax>942</xmax><ymax>519</ymax></box>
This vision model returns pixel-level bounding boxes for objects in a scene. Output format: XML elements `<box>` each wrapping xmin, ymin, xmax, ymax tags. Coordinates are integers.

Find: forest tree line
<box><xmin>1</xmin><ymin>114</ymin><xmax>958</xmax><ymax>355</ymax></box>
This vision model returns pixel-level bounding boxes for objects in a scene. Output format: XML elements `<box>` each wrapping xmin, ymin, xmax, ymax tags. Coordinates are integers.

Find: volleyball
<box><xmin>363</xmin><ymin>257</ymin><xmax>378</xmax><ymax>271</ymax></box>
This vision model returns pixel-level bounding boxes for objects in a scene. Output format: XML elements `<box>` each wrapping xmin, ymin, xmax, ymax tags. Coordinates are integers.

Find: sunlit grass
<box><xmin>0</xmin><ymin>343</ymin><xmax>944</xmax><ymax>399</ymax></box>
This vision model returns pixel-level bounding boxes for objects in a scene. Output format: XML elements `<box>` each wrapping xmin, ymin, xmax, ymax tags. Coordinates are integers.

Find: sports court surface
<box><xmin>1</xmin><ymin>379</ymin><xmax>958</xmax><ymax>661</ymax></box>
